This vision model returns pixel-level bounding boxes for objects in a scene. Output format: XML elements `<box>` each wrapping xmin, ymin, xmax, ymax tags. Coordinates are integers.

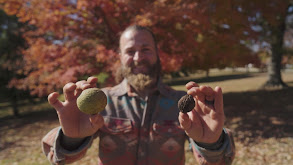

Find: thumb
<box><xmin>214</xmin><ymin>86</ymin><xmax>224</xmax><ymax>115</ymax></box>
<box><xmin>90</xmin><ymin>114</ymin><xmax>104</xmax><ymax>131</ymax></box>
<box><xmin>48</xmin><ymin>92</ymin><xmax>63</xmax><ymax>110</ymax></box>
<box><xmin>178</xmin><ymin>112</ymin><xmax>192</xmax><ymax>131</ymax></box>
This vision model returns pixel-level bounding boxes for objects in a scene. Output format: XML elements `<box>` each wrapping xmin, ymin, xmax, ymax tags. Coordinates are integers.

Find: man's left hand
<box><xmin>178</xmin><ymin>81</ymin><xmax>225</xmax><ymax>143</ymax></box>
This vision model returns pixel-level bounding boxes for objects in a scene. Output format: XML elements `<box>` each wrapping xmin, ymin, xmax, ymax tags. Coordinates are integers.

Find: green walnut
<box><xmin>77</xmin><ymin>88</ymin><xmax>107</xmax><ymax>115</ymax></box>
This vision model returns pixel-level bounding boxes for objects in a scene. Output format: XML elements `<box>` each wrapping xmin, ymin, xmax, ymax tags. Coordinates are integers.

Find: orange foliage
<box><xmin>1</xmin><ymin>0</ymin><xmax>272</xmax><ymax>96</ymax></box>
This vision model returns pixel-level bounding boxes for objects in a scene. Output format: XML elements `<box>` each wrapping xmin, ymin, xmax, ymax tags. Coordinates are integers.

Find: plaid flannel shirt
<box><xmin>42</xmin><ymin>79</ymin><xmax>235</xmax><ymax>165</ymax></box>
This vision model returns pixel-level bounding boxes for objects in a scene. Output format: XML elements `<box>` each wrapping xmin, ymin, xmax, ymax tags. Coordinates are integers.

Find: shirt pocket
<box><xmin>152</xmin><ymin>121</ymin><xmax>185</xmax><ymax>138</ymax></box>
<box><xmin>150</xmin><ymin>121</ymin><xmax>186</xmax><ymax>158</ymax></box>
<box><xmin>100</xmin><ymin>116</ymin><xmax>133</xmax><ymax>134</ymax></box>
<box><xmin>99</xmin><ymin>117</ymin><xmax>136</xmax><ymax>154</ymax></box>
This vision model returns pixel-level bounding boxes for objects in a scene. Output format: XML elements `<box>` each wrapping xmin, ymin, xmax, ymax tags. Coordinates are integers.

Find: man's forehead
<box><xmin>120</xmin><ymin>29</ymin><xmax>155</xmax><ymax>48</ymax></box>
<box><xmin>121</xmin><ymin>30</ymin><xmax>136</xmax><ymax>40</ymax></box>
<box><xmin>123</xmin><ymin>41</ymin><xmax>151</xmax><ymax>49</ymax></box>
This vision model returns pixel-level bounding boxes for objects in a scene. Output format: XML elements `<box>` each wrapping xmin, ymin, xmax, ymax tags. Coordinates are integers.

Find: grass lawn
<box><xmin>1</xmin><ymin>70</ymin><xmax>293</xmax><ymax>165</ymax></box>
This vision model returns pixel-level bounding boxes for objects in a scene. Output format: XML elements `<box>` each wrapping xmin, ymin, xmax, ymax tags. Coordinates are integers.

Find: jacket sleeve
<box><xmin>190</xmin><ymin>128</ymin><xmax>236</xmax><ymax>165</ymax></box>
<box><xmin>41</xmin><ymin>127</ymin><xmax>94</xmax><ymax>165</ymax></box>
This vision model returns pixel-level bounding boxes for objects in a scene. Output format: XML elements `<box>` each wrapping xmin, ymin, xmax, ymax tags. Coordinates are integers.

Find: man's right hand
<box><xmin>48</xmin><ymin>77</ymin><xmax>104</xmax><ymax>138</ymax></box>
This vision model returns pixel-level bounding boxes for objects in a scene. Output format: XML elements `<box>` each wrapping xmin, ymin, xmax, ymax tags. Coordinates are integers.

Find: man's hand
<box><xmin>178</xmin><ymin>81</ymin><xmax>225</xmax><ymax>143</ymax></box>
<box><xmin>48</xmin><ymin>77</ymin><xmax>104</xmax><ymax>138</ymax></box>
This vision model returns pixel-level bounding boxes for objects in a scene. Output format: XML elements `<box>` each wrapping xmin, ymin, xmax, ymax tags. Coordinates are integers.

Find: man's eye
<box><xmin>127</xmin><ymin>50</ymin><xmax>135</xmax><ymax>55</ymax></box>
<box><xmin>142</xmin><ymin>48</ymin><xmax>150</xmax><ymax>52</ymax></box>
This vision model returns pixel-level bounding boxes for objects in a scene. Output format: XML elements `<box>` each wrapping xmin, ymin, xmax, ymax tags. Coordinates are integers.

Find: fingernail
<box><xmin>82</xmin><ymin>84</ymin><xmax>89</xmax><ymax>88</ymax></box>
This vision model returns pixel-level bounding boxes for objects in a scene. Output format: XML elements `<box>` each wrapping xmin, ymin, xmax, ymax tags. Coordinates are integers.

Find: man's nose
<box><xmin>133</xmin><ymin>51</ymin><xmax>144</xmax><ymax>62</ymax></box>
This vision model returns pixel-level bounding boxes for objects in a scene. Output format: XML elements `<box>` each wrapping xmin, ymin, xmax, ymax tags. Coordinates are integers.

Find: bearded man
<box><xmin>42</xmin><ymin>25</ymin><xmax>235</xmax><ymax>165</ymax></box>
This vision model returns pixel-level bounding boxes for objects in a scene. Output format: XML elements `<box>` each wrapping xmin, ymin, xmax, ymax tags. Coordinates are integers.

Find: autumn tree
<box><xmin>1</xmin><ymin>0</ymin><xmax>257</xmax><ymax>96</ymax></box>
<box><xmin>136</xmin><ymin>1</ymin><xmax>258</xmax><ymax>77</ymax></box>
<box><xmin>181</xmin><ymin>1</ymin><xmax>259</xmax><ymax>76</ymax></box>
<box><xmin>238</xmin><ymin>0</ymin><xmax>293</xmax><ymax>88</ymax></box>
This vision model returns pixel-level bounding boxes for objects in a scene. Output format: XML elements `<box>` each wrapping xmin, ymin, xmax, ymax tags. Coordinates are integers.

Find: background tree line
<box><xmin>0</xmin><ymin>0</ymin><xmax>293</xmax><ymax>116</ymax></box>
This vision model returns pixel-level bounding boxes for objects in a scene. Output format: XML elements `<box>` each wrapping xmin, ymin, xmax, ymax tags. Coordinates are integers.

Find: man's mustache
<box><xmin>132</xmin><ymin>60</ymin><xmax>151</xmax><ymax>67</ymax></box>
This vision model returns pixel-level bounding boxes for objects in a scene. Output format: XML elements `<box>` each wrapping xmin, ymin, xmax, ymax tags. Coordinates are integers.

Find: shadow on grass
<box><xmin>0</xmin><ymin>100</ymin><xmax>39</xmax><ymax>110</ymax></box>
<box><xmin>165</xmin><ymin>73</ymin><xmax>252</xmax><ymax>86</ymax></box>
<box><xmin>0</xmin><ymin>103</ymin><xmax>57</xmax><ymax>151</ymax></box>
<box><xmin>0</xmin><ymin>105</ymin><xmax>57</xmax><ymax>131</ymax></box>
<box><xmin>224</xmin><ymin>86</ymin><xmax>293</xmax><ymax>144</ymax></box>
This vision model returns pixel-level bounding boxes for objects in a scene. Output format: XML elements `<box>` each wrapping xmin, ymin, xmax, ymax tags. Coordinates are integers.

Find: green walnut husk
<box><xmin>77</xmin><ymin>88</ymin><xmax>107</xmax><ymax>114</ymax></box>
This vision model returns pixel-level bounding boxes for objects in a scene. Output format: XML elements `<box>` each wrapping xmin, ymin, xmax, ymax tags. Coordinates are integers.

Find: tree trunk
<box><xmin>11</xmin><ymin>88</ymin><xmax>19</xmax><ymax>117</ymax></box>
<box><xmin>264</xmin><ymin>56</ymin><xmax>287</xmax><ymax>88</ymax></box>
<box><xmin>171</xmin><ymin>72</ymin><xmax>180</xmax><ymax>78</ymax></box>
<box><xmin>181</xmin><ymin>69</ymin><xmax>189</xmax><ymax>77</ymax></box>
<box><xmin>263</xmin><ymin>11</ymin><xmax>288</xmax><ymax>89</ymax></box>
<box><xmin>205</xmin><ymin>69</ymin><xmax>210</xmax><ymax>78</ymax></box>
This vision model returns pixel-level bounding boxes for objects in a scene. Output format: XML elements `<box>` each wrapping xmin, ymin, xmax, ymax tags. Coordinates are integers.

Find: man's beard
<box><xmin>115</xmin><ymin>60</ymin><xmax>160</xmax><ymax>92</ymax></box>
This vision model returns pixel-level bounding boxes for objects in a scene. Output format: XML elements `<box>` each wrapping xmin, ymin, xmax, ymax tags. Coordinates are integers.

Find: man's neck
<box><xmin>136</xmin><ymin>87</ymin><xmax>158</xmax><ymax>100</ymax></box>
<box><xmin>128</xmin><ymin>81</ymin><xmax>158</xmax><ymax>100</ymax></box>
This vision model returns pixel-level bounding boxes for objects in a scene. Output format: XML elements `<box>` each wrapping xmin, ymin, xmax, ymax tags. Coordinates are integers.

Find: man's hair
<box><xmin>119</xmin><ymin>25</ymin><xmax>158</xmax><ymax>52</ymax></box>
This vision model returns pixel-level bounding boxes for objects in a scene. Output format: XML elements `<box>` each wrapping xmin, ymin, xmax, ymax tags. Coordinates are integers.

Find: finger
<box><xmin>197</xmin><ymin>100</ymin><xmax>212</xmax><ymax>114</ymax></box>
<box><xmin>188</xmin><ymin>86</ymin><xmax>215</xmax><ymax>114</ymax></box>
<box><xmin>75</xmin><ymin>80</ymin><xmax>91</xmax><ymax>97</ymax></box>
<box><xmin>187</xmin><ymin>87</ymin><xmax>207</xmax><ymax>114</ymax></box>
<box><xmin>63</xmin><ymin>83</ymin><xmax>77</xmax><ymax>101</ymax></box>
<box><xmin>178</xmin><ymin>112</ymin><xmax>192</xmax><ymax>131</ymax></box>
<box><xmin>187</xmin><ymin>87</ymin><xmax>205</xmax><ymax>102</ymax></box>
<box><xmin>199</xmin><ymin>86</ymin><xmax>214</xmax><ymax>99</ymax></box>
<box><xmin>87</xmin><ymin>76</ymin><xmax>98</xmax><ymax>88</ymax></box>
<box><xmin>214</xmin><ymin>86</ymin><xmax>224</xmax><ymax>115</ymax></box>
<box><xmin>76</xmin><ymin>80</ymin><xmax>91</xmax><ymax>90</ymax></box>
<box><xmin>188</xmin><ymin>109</ymin><xmax>202</xmax><ymax>125</ymax></box>
<box><xmin>90</xmin><ymin>114</ymin><xmax>104</xmax><ymax>130</ymax></box>
<box><xmin>48</xmin><ymin>92</ymin><xmax>63</xmax><ymax>110</ymax></box>
<box><xmin>199</xmin><ymin>86</ymin><xmax>215</xmax><ymax>111</ymax></box>
<box><xmin>186</xmin><ymin>81</ymin><xmax>199</xmax><ymax>90</ymax></box>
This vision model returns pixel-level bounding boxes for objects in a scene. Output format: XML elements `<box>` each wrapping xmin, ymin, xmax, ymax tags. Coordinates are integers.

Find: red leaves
<box><xmin>0</xmin><ymin>0</ymin><xmax>267</xmax><ymax>96</ymax></box>
<box><xmin>159</xmin><ymin>50</ymin><xmax>183</xmax><ymax>73</ymax></box>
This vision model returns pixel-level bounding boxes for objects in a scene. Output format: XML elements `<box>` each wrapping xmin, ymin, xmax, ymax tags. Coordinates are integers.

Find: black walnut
<box><xmin>178</xmin><ymin>94</ymin><xmax>195</xmax><ymax>113</ymax></box>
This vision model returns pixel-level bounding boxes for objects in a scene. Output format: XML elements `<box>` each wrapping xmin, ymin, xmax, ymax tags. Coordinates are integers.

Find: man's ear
<box><xmin>119</xmin><ymin>52</ymin><xmax>123</xmax><ymax>60</ymax></box>
<box><xmin>117</xmin><ymin>47</ymin><xmax>122</xmax><ymax>58</ymax></box>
